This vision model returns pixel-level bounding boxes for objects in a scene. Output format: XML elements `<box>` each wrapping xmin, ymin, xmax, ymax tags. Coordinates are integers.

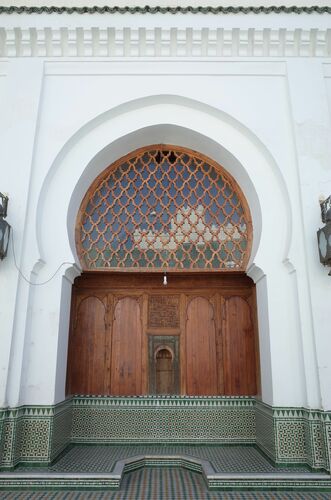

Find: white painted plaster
<box><xmin>287</xmin><ymin>59</ymin><xmax>331</xmax><ymax>410</ymax></box>
<box><xmin>0</xmin><ymin>59</ymin><xmax>44</xmax><ymax>407</ymax></box>
<box><xmin>0</xmin><ymin>12</ymin><xmax>329</xmax><ymax>411</ymax></box>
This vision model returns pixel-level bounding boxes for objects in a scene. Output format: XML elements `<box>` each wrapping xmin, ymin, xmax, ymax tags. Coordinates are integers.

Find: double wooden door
<box><xmin>66</xmin><ymin>272</ymin><xmax>260</xmax><ymax>396</ymax></box>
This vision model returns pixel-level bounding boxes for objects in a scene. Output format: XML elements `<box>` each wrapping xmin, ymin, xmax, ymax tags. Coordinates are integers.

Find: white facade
<box><xmin>0</xmin><ymin>6</ymin><xmax>331</xmax><ymax>422</ymax></box>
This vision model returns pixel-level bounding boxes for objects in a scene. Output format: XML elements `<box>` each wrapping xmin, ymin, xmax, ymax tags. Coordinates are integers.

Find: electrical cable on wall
<box><xmin>10</xmin><ymin>229</ymin><xmax>74</xmax><ymax>286</ymax></box>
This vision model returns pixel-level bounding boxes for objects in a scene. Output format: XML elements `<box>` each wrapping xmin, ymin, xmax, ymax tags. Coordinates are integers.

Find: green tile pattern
<box><xmin>276</xmin><ymin>420</ymin><xmax>306</xmax><ymax>461</ymax></box>
<box><xmin>324</xmin><ymin>415</ymin><xmax>331</xmax><ymax>471</ymax></box>
<box><xmin>1</xmin><ymin>397</ymin><xmax>331</xmax><ymax>473</ymax></box>
<box><xmin>1</xmin><ymin>469</ymin><xmax>331</xmax><ymax>499</ymax></box>
<box><xmin>1</xmin><ymin>419</ymin><xmax>16</xmax><ymax>466</ymax></box>
<box><xmin>71</xmin><ymin>396</ymin><xmax>255</xmax><ymax>444</ymax></box>
<box><xmin>255</xmin><ymin>401</ymin><xmax>275</xmax><ymax>461</ymax></box>
<box><xmin>16</xmin><ymin>419</ymin><xmax>50</xmax><ymax>461</ymax></box>
<box><xmin>255</xmin><ymin>402</ymin><xmax>331</xmax><ymax>472</ymax></box>
<box><xmin>0</xmin><ymin>400</ymin><xmax>72</xmax><ymax>469</ymax></box>
<box><xmin>13</xmin><ymin>444</ymin><xmax>311</xmax><ymax>474</ymax></box>
<box><xmin>50</xmin><ymin>401</ymin><xmax>73</xmax><ymax>462</ymax></box>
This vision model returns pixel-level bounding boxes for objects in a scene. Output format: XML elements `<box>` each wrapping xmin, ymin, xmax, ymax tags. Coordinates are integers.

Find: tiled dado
<box><xmin>0</xmin><ymin>399</ymin><xmax>72</xmax><ymax>469</ymax></box>
<box><xmin>256</xmin><ymin>400</ymin><xmax>331</xmax><ymax>471</ymax></box>
<box><xmin>71</xmin><ymin>396</ymin><xmax>256</xmax><ymax>445</ymax></box>
<box><xmin>1</xmin><ymin>396</ymin><xmax>331</xmax><ymax>472</ymax></box>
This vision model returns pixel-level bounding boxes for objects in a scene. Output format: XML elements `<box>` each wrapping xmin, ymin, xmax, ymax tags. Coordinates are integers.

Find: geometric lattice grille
<box><xmin>78</xmin><ymin>146</ymin><xmax>251</xmax><ymax>270</ymax></box>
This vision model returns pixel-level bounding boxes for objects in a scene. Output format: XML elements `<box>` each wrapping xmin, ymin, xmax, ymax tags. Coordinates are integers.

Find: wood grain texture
<box><xmin>111</xmin><ymin>297</ymin><xmax>142</xmax><ymax>395</ymax></box>
<box><xmin>155</xmin><ymin>348</ymin><xmax>174</xmax><ymax>394</ymax></box>
<box><xmin>185</xmin><ymin>296</ymin><xmax>218</xmax><ymax>395</ymax></box>
<box><xmin>66</xmin><ymin>295</ymin><xmax>107</xmax><ymax>395</ymax></box>
<box><xmin>66</xmin><ymin>272</ymin><xmax>259</xmax><ymax>396</ymax></box>
<box><xmin>222</xmin><ymin>296</ymin><xmax>257</xmax><ymax>395</ymax></box>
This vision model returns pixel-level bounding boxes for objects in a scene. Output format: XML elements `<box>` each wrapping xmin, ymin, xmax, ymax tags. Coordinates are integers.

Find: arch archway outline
<box><xmin>31</xmin><ymin>94</ymin><xmax>307</xmax><ymax>407</ymax></box>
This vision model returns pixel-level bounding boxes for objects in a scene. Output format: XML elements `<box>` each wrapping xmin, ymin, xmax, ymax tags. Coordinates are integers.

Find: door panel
<box><xmin>222</xmin><ymin>296</ymin><xmax>257</xmax><ymax>395</ymax></box>
<box><xmin>111</xmin><ymin>297</ymin><xmax>142</xmax><ymax>395</ymax></box>
<box><xmin>66</xmin><ymin>295</ymin><xmax>108</xmax><ymax>395</ymax></box>
<box><xmin>185</xmin><ymin>296</ymin><xmax>218</xmax><ymax>395</ymax></box>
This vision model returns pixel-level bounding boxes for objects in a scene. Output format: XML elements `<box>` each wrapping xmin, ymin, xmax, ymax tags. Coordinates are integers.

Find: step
<box><xmin>0</xmin><ymin>455</ymin><xmax>330</xmax><ymax>491</ymax></box>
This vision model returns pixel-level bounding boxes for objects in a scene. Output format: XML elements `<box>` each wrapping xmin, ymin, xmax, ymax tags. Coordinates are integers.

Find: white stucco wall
<box><xmin>0</xmin><ymin>10</ymin><xmax>330</xmax><ymax>410</ymax></box>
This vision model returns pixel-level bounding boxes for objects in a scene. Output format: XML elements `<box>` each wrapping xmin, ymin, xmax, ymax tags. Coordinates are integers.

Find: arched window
<box><xmin>77</xmin><ymin>145</ymin><xmax>252</xmax><ymax>271</ymax></box>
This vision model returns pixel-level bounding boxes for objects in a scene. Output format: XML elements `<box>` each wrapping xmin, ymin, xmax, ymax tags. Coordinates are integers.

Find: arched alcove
<box><xmin>155</xmin><ymin>347</ymin><xmax>174</xmax><ymax>395</ymax></box>
<box><xmin>66</xmin><ymin>145</ymin><xmax>258</xmax><ymax>397</ymax></box>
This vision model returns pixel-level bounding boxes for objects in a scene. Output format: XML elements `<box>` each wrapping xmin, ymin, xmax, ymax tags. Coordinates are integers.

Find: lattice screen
<box><xmin>77</xmin><ymin>146</ymin><xmax>252</xmax><ymax>270</ymax></box>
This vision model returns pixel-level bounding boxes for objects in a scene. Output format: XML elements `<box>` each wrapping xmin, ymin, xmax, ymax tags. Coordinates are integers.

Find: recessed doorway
<box><xmin>67</xmin><ymin>145</ymin><xmax>259</xmax><ymax>397</ymax></box>
<box><xmin>66</xmin><ymin>272</ymin><xmax>260</xmax><ymax>397</ymax></box>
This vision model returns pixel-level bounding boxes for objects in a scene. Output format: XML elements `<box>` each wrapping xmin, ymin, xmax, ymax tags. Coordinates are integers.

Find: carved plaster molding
<box><xmin>1</xmin><ymin>27</ymin><xmax>331</xmax><ymax>57</ymax></box>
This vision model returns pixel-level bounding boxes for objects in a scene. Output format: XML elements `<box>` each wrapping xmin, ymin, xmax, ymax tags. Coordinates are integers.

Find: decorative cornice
<box><xmin>1</xmin><ymin>27</ymin><xmax>331</xmax><ymax>57</ymax></box>
<box><xmin>0</xmin><ymin>5</ymin><xmax>331</xmax><ymax>15</ymax></box>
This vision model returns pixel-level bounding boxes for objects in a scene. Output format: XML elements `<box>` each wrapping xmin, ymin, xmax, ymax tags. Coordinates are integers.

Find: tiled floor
<box><xmin>1</xmin><ymin>468</ymin><xmax>331</xmax><ymax>499</ymax></box>
<box><xmin>14</xmin><ymin>445</ymin><xmax>312</xmax><ymax>474</ymax></box>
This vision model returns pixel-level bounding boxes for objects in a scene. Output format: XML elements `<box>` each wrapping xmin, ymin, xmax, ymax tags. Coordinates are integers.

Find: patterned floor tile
<box><xmin>0</xmin><ymin>468</ymin><xmax>330</xmax><ymax>499</ymax></box>
<box><xmin>12</xmin><ymin>445</ymin><xmax>311</xmax><ymax>474</ymax></box>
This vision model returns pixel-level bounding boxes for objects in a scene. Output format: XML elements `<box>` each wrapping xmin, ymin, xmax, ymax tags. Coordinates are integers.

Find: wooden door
<box><xmin>185</xmin><ymin>296</ymin><xmax>218</xmax><ymax>395</ymax></box>
<box><xmin>66</xmin><ymin>272</ymin><xmax>260</xmax><ymax>397</ymax></box>
<box><xmin>66</xmin><ymin>295</ymin><xmax>108</xmax><ymax>395</ymax></box>
<box><xmin>110</xmin><ymin>297</ymin><xmax>142</xmax><ymax>395</ymax></box>
<box><xmin>222</xmin><ymin>296</ymin><xmax>257</xmax><ymax>395</ymax></box>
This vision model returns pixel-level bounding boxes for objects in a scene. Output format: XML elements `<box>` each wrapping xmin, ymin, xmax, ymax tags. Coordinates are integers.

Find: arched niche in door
<box><xmin>155</xmin><ymin>347</ymin><xmax>174</xmax><ymax>395</ymax></box>
<box><xmin>148</xmin><ymin>335</ymin><xmax>180</xmax><ymax>395</ymax></box>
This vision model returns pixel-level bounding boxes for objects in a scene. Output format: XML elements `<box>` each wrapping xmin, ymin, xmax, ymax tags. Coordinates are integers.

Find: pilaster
<box><xmin>0</xmin><ymin>58</ymin><xmax>44</xmax><ymax>408</ymax></box>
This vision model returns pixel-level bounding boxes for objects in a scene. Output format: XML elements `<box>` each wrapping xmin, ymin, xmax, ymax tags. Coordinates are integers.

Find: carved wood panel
<box><xmin>148</xmin><ymin>295</ymin><xmax>180</xmax><ymax>328</ymax></box>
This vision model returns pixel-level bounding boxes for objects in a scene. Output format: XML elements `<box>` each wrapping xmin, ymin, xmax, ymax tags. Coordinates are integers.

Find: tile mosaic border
<box><xmin>73</xmin><ymin>395</ymin><xmax>255</xmax><ymax>408</ymax></box>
